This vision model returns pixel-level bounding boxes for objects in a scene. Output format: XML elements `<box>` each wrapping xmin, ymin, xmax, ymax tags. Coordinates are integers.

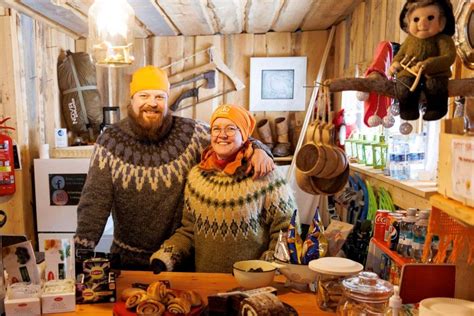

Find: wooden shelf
<box><xmin>350</xmin><ymin>163</ymin><xmax>438</xmax><ymax>210</ymax></box>
<box><xmin>430</xmin><ymin>194</ymin><xmax>474</xmax><ymax>227</ymax></box>
<box><xmin>51</xmin><ymin>145</ymin><xmax>94</xmax><ymax>158</ymax></box>
<box><xmin>372</xmin><ymin>237</ymin><xmax>413</xmax><ymax>267</ymax></box>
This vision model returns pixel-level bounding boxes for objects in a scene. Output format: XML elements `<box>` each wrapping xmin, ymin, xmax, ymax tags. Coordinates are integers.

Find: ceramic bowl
<box><xmin>276</xmin><ymin>261</ymin><xmax>318</xmax><ymax>285</ymax></box>
<box><xmin>232</xmin><ymin>260</ymin><xmax>276</xmax><ymax>289</ymax></box>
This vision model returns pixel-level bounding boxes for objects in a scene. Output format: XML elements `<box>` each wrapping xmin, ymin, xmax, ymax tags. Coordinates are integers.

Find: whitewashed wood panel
<box><xmin>271</xmin><ymin>0</ymin><xmax>313</xmax><ymax>32</ymax></box>
<box><xmin>20</xmin><ymin>0</ymin><xmax>88</xmax><ymax>36</ymax></box>
<box><xmin>208</xmin><ymin>0</ymin><xmax>243</xmax><ymax>34</ymax></box>
<box><xmin>156</xmin><ymin>0</ymin><xmax>215</xmax><ymax>36</ymax></box>
<box><xmin>302</xmin><ymin>0</ymin><xmax>361</xmax><ymax>31</ymax></box>
<box><xmin>128</xmin><ymin>0</ymin><xmax>178</xmax><ymax>36</ymax></box>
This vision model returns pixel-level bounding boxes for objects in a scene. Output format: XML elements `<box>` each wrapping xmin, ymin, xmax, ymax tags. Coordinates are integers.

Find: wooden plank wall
<box><xmin>0</xmin><ymin>10</ymin><xmax>74</xmax><ymax>241</ymax></box>
<box><xmin>149</xmin><ymin>31</ymin><xmax>329</xmax><ymax>139</ymax></box>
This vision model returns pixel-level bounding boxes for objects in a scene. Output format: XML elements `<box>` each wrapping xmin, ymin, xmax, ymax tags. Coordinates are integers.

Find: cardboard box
<box><xmin>438</xmin><ymin>118</ymin><xmax>474</xmax><ymax>207</ymax></box>
<box><xmin>76</xmin><ymin>258</ymin><xmax>116</xmax><ymax>304</ymax></box>
<box><xmin>41</xmin><ymin>291</ymin><xmax>75</xmax><ymax>314</ymax></box>
<box><xmin>2</xmin><ymin>241</ymin><xmax>40</xmax><ymax>284</ymax></box>
<box><xmin>4</xmin><ymin>296</ymin><xmax>41</xmax><ymax>316</ymax></box>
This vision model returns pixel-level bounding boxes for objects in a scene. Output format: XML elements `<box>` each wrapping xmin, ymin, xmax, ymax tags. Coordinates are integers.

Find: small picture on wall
<box><xmin>250</xmin><ymin>56</ymin><xmax>307</xmax><ymax>111</ymax></box>
<box><xmin>261</xmin><ymin>70</ymin><xmax>294</xmax><ymax>100</ymax></box>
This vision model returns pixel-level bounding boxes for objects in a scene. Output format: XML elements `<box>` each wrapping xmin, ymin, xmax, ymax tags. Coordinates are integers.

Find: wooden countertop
<box><xmin>55</xmin><ymin>271</ymin><xmax>334</xmax><ymax>316</ymax></box>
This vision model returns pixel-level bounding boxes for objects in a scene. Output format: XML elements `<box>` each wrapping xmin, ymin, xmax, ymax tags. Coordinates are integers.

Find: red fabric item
<box><xmin>363</xmin><ymin>41</ymin><xmax>394</xmax><ymax>127</ymax></box>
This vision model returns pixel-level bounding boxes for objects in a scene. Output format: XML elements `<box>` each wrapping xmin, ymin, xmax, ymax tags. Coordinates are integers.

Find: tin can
<box><xmin>374</xmin><ymin>210</ymin><xmax>390</xmax><ymax>243</ymax></box>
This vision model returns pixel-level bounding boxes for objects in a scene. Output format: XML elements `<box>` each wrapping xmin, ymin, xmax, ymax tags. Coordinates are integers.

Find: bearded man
<box><xmin>74</xmin><ymin>66</ymin><xmax>274</xmax><ymax>269</ymax></box>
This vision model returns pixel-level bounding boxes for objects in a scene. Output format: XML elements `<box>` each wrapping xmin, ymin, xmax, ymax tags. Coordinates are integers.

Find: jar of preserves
<box><xmin>309</xmin><ymin>257</ymin><xmax>363</xmax><ymax>312</ymax></box>
<box><xmin>337</xmin><ymin>271</ymin><xmax>394</xmax><ymax>315</ymax></box>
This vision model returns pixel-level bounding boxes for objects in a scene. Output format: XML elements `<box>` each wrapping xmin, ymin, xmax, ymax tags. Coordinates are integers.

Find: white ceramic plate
<box><xmin>419</xmin><ymin>297</ymin><xmax>474</xmax><ymax>316</ymax></box>
<box><xmin>308</xmin><ymin>257</ymin><xmax>363</xmax><ymax>276</ymax></box>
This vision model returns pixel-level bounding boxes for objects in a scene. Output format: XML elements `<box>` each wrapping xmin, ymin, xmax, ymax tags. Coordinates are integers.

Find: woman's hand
<box><xmin>247</xmin><ymin>148</ymin><xmax>275</xmax><ymax>179</ymax></box>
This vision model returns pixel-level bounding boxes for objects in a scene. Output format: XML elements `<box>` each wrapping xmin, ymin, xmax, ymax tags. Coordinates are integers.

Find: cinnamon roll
<box><xmin>167</xmin><ymin>297</ymin><xmax>192</xmax><ymax>314</ymax></box>
<box><xmin>147</xmin><ymin>281</ymin><xmax>168</xmax><ymax>302</ymax></box>
<box><xmin>136</xmin><ymin>299</ymin><xmax>165</xmax><ymax>316</ymax></box>
<box><xmin>125</xmin><ymin>291</ymin><xmax>148</xmax><ymax>309</ymax></box>
<box><xmin>179</xmin><ymin>290</ymin><xmax>202</xmax><ymax>307</ymax></box>
<box><xmin>162</xmin><ymin>288</ymin><xmax>178</xmax><ymax>305</ymax></box>
<box><xmin>121</xmin><ymin>287</ymin><xmax>146</xmax><ymax>302</ymax></box>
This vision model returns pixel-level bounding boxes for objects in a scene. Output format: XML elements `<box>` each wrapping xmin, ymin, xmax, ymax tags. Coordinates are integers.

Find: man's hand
<box><xmin>151</xmin><ymin>259</ymin><xmax>166</xmax><ymax>274</ymax></box>
<box><xmin>247</xmin><ymin>148</ymin><xmax>275</xmax><ymax>179</ymax></box>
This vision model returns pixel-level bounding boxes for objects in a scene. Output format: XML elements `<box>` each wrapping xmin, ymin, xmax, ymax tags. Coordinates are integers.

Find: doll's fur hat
<box><xmin>399</xmin><ymin>0</ymin><xmax>455</xmax><ymax>36</ymax></box>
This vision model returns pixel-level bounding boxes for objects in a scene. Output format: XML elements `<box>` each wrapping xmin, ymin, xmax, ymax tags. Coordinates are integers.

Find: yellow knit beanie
<box><xmin>129</xmin><ymin>66</ymin><xmax>170</xmax><ymax>97</ymax></box>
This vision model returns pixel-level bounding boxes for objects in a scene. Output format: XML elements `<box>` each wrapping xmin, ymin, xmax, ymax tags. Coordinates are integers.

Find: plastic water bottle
<box><xmin>398</xmin><ymin>136</ymin><xmax>409</xmax><ymax>180</ymax></box>
<box><xmin>412</xmin><ymin>210</ymin><xmax>429</xmax><ymax>262</ymax></box>
<box><xmin>389</xmin><ymin>135</ymin><xmax>409</xmax><ymax>180</ymax></box>
<box><xmin>389</xmin><ymin>136</ymin><xmax>400</xmax><ymax>179</ymax></box>
<box><xmin>408</xmin><ymin>133</ymin><xmax>426</xmax><ymax>180</ymax></box>
<box><xmin>397</xmin><ymin>208</ymin><xmax>417</xmax><ymax>257</ymax></box>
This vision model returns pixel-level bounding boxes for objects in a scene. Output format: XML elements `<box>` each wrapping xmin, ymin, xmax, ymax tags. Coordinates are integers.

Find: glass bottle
<box><xmin>337</xmin><ymin>271</ymin><xmax>393</xmax><ymax>315</ymax></box>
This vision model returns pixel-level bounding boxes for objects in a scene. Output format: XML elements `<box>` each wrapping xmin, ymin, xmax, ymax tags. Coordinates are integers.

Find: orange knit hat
<box><xmin>129</xmin><ymin>66</ymin><xmax>170</xmax><ymax>97</ymax></box>
<box><xmin>210</xmin><ymin>104</ymin><xmax>256</xmax><ymax>142</ymax></box>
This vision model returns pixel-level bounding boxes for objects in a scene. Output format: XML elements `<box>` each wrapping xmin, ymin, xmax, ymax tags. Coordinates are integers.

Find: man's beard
<box><xmin>127</xmin><ymin>105</ymin><xmax>172</xmax><ymax>142</ymax></box>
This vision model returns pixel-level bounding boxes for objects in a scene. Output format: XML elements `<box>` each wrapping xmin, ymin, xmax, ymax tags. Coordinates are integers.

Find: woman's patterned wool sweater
<box><xmin>74</xmin><ymin>116</ymin><xmax>209</xmax><ymax>267</ymax></box>
<box><xmin>151</xmin><ymin>166</ymin><xmax>295</xmax><ymax>273</ymax></box>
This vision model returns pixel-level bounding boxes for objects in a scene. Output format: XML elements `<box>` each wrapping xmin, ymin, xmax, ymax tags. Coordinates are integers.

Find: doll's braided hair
<box><xmin>399</xmin><ymin>0</ymin><xmax>455</xmax><ymax>36</ymax></box>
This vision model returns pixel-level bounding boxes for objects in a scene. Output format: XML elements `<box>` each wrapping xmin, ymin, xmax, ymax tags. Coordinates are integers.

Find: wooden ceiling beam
<box><xmin>128</xmin><ymin>0</ymin><xmax>177</xmax><ymax>36</ymax></box>
<box><xmin>301</xmin><ymin>0</ymin><xmax>362</xmax><ymax>30</ymax></box>
<box><xmin>271</xmin><ymin>0</ymin><xmax>313</xmax><ymax>32</ymax></box>
<box><xmin>245</xmin><ymin>0</ymin><xmax>284</xmax><ymax>34</ymax></box>
<box><xmin>207</xmin><ymin>0</ymin><xmax>242</xmax><ymax>34</ymax></box>
<box><xmin>0</xmin><ymin>0</ymin><xmax>82</xmax><ymax>38</ymax></box>
<box><xmin>156</xmin><ymin>0</ymin><xmax>215</xmax><ymax>36</ymax></box>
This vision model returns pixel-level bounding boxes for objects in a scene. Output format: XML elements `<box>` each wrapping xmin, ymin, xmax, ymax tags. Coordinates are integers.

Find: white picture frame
<box><xmin>249</xmin><ymin>56</ymin><xmax>307</xmax><ymax>111</ymax></box>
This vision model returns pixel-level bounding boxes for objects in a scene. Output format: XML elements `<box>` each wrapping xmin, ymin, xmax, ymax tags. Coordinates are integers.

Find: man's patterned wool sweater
<box><xmin>151</xmin><ymin>165</ymin><xmax>295</xmax><ymax>273</ymax></box>
<box><xmin>74</xmin><ymin>116</ymin><xmax>209</xmax><ymax>267</ymax></box>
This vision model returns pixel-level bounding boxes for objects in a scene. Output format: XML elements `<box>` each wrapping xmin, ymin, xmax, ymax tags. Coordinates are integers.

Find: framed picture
<box><xmin>249</xmin><ymin>56</ymin><xmax>307</xmax><ymax>111</ymax></box>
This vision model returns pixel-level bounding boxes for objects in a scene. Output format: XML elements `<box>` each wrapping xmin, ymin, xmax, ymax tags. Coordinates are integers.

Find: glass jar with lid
<box><xmin>337</xmin><ymin>271</ymin><xmax>394</xmax><ymax>315</ymax></box>
<box><xmin>309</xmin><ymin>257</ymin><xmax>364</xmax><ymax>312</ymax></box>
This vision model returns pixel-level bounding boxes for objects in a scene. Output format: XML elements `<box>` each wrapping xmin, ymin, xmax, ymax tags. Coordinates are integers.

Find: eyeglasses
<box><xmin>210</xmin><ymin>125</ymin><xmax>239</xmax><ymax>137</ymax></box>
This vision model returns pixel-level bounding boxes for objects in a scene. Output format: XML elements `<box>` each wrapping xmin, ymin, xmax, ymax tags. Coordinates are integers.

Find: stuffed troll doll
<box><xmin>389</xmin><ymin>0</ymin><xmax>456</xmax><ymax>121</ymax></box>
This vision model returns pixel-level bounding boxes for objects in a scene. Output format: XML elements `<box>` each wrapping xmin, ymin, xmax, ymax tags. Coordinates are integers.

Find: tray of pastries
<box><xmin>113</xmin><ymin>281</ymin><xmax>204</xmax><ymax>315</ymax></box>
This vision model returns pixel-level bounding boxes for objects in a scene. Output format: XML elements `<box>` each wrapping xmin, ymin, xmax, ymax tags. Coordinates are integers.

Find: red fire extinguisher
<box><xmin>0</xmin><ymin>117</ymin><xmax>16</xmax><ymax>195</ymax></box>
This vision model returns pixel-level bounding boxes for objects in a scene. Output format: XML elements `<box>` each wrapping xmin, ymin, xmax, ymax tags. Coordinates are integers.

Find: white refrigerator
<box><xmin>34</xmin><ymin>158</ymin><xmax>113</xmax><ymax>252</ymax></box>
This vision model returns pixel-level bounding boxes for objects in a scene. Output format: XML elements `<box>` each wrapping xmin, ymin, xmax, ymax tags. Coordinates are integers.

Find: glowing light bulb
<box><xmin>88</xmin><ymin>0</ymin><xmax>135</xmax><ymax>67</ymax></box>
